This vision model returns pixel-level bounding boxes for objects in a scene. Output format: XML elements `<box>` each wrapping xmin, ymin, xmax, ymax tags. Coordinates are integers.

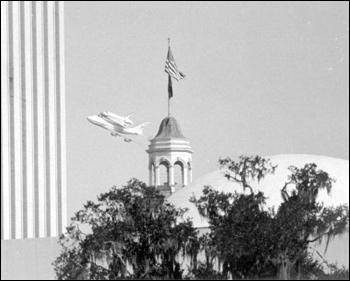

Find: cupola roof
<box><xmin>153</xmin><ymin>116</ymin><xmax>186</xmax><ymax>139</ymax></box>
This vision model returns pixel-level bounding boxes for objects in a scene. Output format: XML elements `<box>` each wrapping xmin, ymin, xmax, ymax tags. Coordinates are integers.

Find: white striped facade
<box><xmin>1</xmin><ymin>1</ymin><xmax>67</xmax><ymax>240</ymax></box>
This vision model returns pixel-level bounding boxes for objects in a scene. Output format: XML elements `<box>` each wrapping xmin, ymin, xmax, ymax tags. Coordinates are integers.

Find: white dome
<box><xmin>168</xmin><ymin>154</ymin><xmax>349</xmax><ymax>267</ymax></box>
<box><xmin>168</xmin><ymin>154</ymin><xmax>349</xmax><ymax>228</ymax></box>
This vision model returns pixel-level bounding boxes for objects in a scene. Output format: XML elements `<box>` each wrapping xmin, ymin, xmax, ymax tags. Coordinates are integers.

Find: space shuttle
<box><xmin>87</xmin><ymin>112</ymin><xmax>149</xmax><ymax>138</ymax></box>
<box><xmin>99</xmin><ymin>111</ymin><xmax>134</xmax><ymax>127</ymax></box>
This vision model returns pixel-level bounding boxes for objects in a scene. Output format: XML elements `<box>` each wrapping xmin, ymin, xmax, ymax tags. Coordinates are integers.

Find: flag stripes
<box><xmin>165</xmin><ymin>47</ymin><xmax>185</xmax><ymax>81</ymax></box>
<box><xmin>165</xmin><ymin>46</ymin><xmax>185</xmax><ymax>100</ymax></box>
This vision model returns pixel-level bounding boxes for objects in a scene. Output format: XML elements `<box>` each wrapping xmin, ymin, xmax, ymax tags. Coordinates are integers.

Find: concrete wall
<box><xmin>1</xmin><ymin>237</ymin><xmax>62</xmax><ymax>280</ymax></box>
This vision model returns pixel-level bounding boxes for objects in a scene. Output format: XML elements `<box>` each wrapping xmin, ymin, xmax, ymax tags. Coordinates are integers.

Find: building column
<box><xmin>1</xmin><ymin>0</ymin><xmax>11</xmax><ymax>240</ymax></box>
<box><xmin>189</xmin><ymin>168</ymin><xmax>193</xmax><ymax>184</ymax></box>
<box><xmin>183</xmin><ymin>166</ymin><xmax>188</xmax><ymax>186</ymax></box>
<box><xmin>36</xmin><ymin>0</ymin><xmax>47</xmax><ymax>238</ymax></box>
<box><xmin>169</xmin><ymin>165</ymin><xmax>174</xmax><ymax>186</ymax></box>
<box><xmin>12</xmin><ymin>0</ymin><xmax>24</xmax><ymax>240</ymax></box>
<box><xmin>155</xmin><ymin>166</ymin><xmax>159</xmax><ymax>187</ymax></box>
<box><xmin>149</xmin><ymin>167</ymin><xmax>153</xmax><ymax>186</ymax></box>
<box><xmin>169</xmin><ymin>165</ymin><xmax>175</xmax><ymax>193</ymax></box>
<box><xmin>24</xmin><ymin>1</ymin><xmax>35</xmax><ymax>239</ymax></box>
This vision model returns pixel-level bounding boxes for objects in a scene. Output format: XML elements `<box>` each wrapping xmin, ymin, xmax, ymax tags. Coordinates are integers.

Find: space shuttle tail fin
<box><xmin>124</xmin><ymin>112</ymin><xmax>134</xmax><ymax>125</ymax></box>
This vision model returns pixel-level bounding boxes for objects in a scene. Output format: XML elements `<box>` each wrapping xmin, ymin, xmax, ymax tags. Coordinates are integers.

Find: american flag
<box><xmin>165</xmin><ymin>47</ymin><xmax>186</xmax><ymax>81</ymax></box>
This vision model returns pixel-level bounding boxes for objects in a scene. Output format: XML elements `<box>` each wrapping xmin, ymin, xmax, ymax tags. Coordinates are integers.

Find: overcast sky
<box><xmin>65</xmin><ymin>1</ymin><xmax>349</xmax><ymax>218</ymax></box>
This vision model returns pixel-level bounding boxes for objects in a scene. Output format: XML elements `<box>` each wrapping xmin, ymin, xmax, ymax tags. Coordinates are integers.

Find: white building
<box><xmin>1</xmin><ymin>1</ymin><xmax>66</xmax><ymax>279</ymax></box>
<box><xmin>147</xmin><ymin>116</ymin><xmax>349</xmax><ymax>270</ymax></box>
<box><xmin>167</xmin><ymin>154</ymin><xmax>349</xmax><ymax>268</ymax></box>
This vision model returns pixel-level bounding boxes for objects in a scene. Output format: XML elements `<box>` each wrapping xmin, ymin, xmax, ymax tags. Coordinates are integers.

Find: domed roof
<box><xmin>168</xmin><ymin>154</ymin><xmax>349</xmax><ymax>228</ymax></box>
<box><xmin>153</xmin><ymin>116</ymin><xmax>186</xmax><ymax>139</ymax></box>
<box><xmin>167</xmin><ymin>154</ymin><xmax>349</xmax><ymax>267</ymax></box>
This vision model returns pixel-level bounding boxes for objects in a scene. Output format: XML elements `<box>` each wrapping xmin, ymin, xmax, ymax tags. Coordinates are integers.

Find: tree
<box><xmin>218</xmin><ymin>155</ymin><xmax>278</xmax><ymax>194</ymax></box>
<box><xmin>53</xmin><ymin>179</ymin><xmax>198</xmax><ymax>280</ymax></box>
<box><xmin>297</xmin><ymin>252</ymin><xmax>349</xmax><ymax>280</ymax></box>
<box><xmin>191</xmin><ymin>156</ymin><xmax>349</xmax><ymax>280</ymax></box>
<box><xmin>191</xmin><ymin>187</ymin><xmax>276</xmax><ymax>279</ymax></box>
<box><xmin>190</xmin><ymin>156</ymin><xmax>278</xmax><ymax>279</ymax></box>
<box><xmin>269</xmin><ymin>164</ymin><xmax>349</xmax><ymax>280</ymax></box>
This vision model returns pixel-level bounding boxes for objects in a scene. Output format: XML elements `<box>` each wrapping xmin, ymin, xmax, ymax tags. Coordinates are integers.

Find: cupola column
<box><xmin>155</xmin><ymin>166</ymin><xmax>160</xmax><ymax>187</ymax></box>
<box><xmin>189</xmin><ymin>167</ymin><xmax>193</xmax><ymax>184</ymax></box>
<box><xmin>149</xmin><ymin>167</ymin><xmax>153</xmax><ymax>186</ymax></box>
<box><xmin>183</xmin><ymin>166</ymin><xmax>188</xmax><ymax>186</ymax></box>
<box><xmin>169</xmin><ymin>165</ymin><xmax>175</xmax><ymax>186</ymax></box>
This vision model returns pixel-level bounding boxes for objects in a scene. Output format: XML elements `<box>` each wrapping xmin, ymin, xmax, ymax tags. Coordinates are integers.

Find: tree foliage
<box><xmin>191</xmin><ymin>187</ymin><xmax>276</xmax><ymax>279</ymax></box>
<box><xmin>219</xmin><ymin>155</ymin><xmax>277</xmax><ymax>193</ymax></box>
<box><xmin>53</xmin><ymin>157</ymin><xmax>349</xmax><ymax>280</ymax></box>
<box><xmin>191</xmin><ymin>156</ymin><xmax>349</xmax><ymax>280</ymax></box>
<box><xmin>270</xmin><ymin>164</ymin><xmax>349</xmax><ymax>280</ymax></box>
<box><xmin>53</xmin><ymin>179</ymin><xmax>198</xmax><ymax>280</ymax></box>
<box><xmin>298</xmin><ymin>253</ymin><xmax>350</xmax><ymax>280</ymax></box>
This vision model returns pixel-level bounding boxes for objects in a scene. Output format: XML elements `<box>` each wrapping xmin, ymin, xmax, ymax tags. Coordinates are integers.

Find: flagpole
<box><xmin>168</xmin><ymin>38</ymin><xmax>171</xmax><ymax>117</ymax></box>
<box><xmin>168</xmin><ymin>80</ymin><xmax>171</xmax><ymax>117</ymax></box>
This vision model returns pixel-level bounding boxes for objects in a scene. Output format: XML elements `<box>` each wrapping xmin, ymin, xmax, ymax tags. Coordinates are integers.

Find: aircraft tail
<box><xmin>124</xmin><ymin>113</ymin><xmax>134</xmax><ymax>125</ymax></box>
<box><xmin>133</xmin><ymin>122</ymin><xmax>149</xmax><ymax>135</ymax></box>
